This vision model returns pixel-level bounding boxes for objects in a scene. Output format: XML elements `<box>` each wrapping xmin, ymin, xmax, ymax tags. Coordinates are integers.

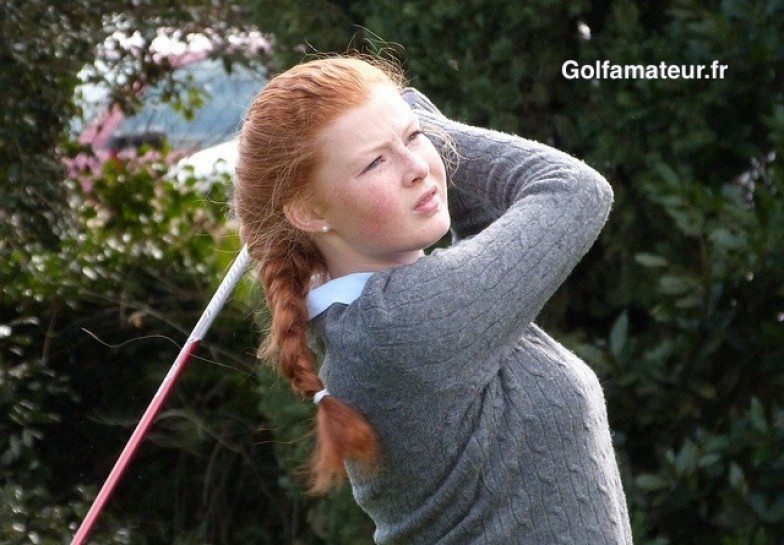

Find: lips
<box><xmin>414</xmin><ymin>186</ymin><xmax>437</xmax><ymax>209</ymax></box>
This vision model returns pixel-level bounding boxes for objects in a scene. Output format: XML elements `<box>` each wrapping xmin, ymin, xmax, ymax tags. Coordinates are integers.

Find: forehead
<box><xmin>316</xmin><ymin>85</ymin><xmax>414</xmax><ymax>160</ymax></box>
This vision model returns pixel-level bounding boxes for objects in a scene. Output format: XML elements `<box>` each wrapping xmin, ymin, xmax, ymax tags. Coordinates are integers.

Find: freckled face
<box><xmin>309</xmin><ymin>85</ymin><xmax>451</xmax><ymax>266</ymax></box>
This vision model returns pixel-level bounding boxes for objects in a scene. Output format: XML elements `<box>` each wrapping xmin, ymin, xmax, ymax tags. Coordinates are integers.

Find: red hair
<box><xmin>233</xmin><ymin>55</ymin><xmax>405</xmax><ymax>494</ymax></box>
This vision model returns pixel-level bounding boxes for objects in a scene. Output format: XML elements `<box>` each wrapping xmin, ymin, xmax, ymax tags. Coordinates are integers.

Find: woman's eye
<box><xmin>361</xmin><ymin>132</ymin><xmax>421</xmax><ymax>174</ymax></box>
<box><xmin>364</xmin><ymin>156</ymin><xmax>383</xmax><ymax>173</ymax></box>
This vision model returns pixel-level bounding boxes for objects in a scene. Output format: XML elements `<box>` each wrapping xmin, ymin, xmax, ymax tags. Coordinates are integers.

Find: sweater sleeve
<box><xmin>350</xmin><ymin>88</ymin><xmax>614</xmax><ymax>387</ymax></box>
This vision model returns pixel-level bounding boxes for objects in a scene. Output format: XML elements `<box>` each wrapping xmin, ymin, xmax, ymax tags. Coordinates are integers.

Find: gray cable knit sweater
<box><xmin>306</xmin><ymin>88</ymin><xmax>633</xmax><ymax>544</ymax></box>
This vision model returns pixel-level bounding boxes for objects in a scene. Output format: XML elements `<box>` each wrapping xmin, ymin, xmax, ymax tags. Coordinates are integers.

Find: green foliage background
<box><xmin>1</xmin><ymin>0</ymin><xmax>783</xmax><ymax>543</ymax></box>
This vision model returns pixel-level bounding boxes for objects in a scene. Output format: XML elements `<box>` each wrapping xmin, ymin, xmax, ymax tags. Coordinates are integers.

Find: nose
<box><xmin>403</xmin><ymin>148</ymin><xmax>429</xmax><ymax>186</ymax></box>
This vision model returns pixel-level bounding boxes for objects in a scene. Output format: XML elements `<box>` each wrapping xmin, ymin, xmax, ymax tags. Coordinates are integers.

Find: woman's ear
<box><xmin>283</xmin><ymin>197</ymin><xmax>327</xmax><ymax>233</ymax></box>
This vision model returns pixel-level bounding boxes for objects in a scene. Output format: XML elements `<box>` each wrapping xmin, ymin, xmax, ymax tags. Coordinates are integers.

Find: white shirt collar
<box><xmin>306</xmin><ymin>272</ymin><xmax>375</xmax><ymax>320</ymax></box>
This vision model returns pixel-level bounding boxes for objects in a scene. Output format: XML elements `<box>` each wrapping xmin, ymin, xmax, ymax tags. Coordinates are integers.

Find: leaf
<box><xmin>610</xmin><ymin>311</ymin><xmax>629</xmax><ymax>358</ymax></box>
<box><xmin>709</xmin><ymin>227</ymin><xmax>747</xmax><ymax>251</ymax></box>
<box><xmin>659</xmin><ymin>274</ymin><xmax>695</xmax><ymax>295</ymax></box>
<box><xmin>729</xmin><ymin>462</ymin><xmax>746</xmax><ymax>492</ymax></box>
<box><xmin>653</xmin><ymin>162</ymin><xmax>681</xmax><ymax>187</ymax></box>
<box><xmin>667</xmin><ymin>207</ymin><xmax>704</xmax><ymax>237</ymax></box>
<box><xmin>767</xmin><ymin>494</ymin><xmax>784</xmax><ymax>523</ymax></box>
<box><xmin>698</xmin><ymin>453</ymin><xmax>721</xmax><ymax>468</ymax></box>
<box><xmin>748</xmin><ymin>397</ymin><xmax>768</xmax><ymax>433</ymax></box>
<box><xmin>675</xmin><ymin>291</ymin><xmax>703</xmax><ymax>309</ymax></box>
<box><xmin>634</xmin><ymin>252</ymin><xmax>669</xmax><ymax>268</ymax></box>
<box><xmin>635</xmin><ymin>473</ymin><xmax>669</xmax><ymax>491</ymax></box>
<box><xmin>749</xmin><ymin>492</ymin><xmax>769</xmax><ymax>520</ymax></box>
<box><xmin>674</xmin><ymin>439</ymin><xmax>697</xmax><ymax>474</ymax></box>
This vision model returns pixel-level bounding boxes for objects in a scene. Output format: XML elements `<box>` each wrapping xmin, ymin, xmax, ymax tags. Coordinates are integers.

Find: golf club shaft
<box><xmin>70</xmin><ymin>245</ymin><xmax>250</xmax><ymax>545</ymax></box>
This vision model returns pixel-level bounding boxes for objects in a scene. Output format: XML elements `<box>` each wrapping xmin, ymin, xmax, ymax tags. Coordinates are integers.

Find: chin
<box><xmin>423</xmin><ymin>217</ymin><xmax>452</xmax><ymax>249</ymax></box>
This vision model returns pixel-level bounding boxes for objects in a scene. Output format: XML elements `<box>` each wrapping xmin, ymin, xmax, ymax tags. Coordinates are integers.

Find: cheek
<box><xmin>338</xmin><ymin>187</ymin><xmax>402</xmax><ymax>236</ymax></box>
<box><xmin>432</xmin><ymin>158</ymin><xmax>447</xmax><ymax>184</ymax></box>
<box><xmin>430</xmin><ymin>149</ymin><xmax>446</xmax><ymax>178</ymax></box>
<box><xmin>421</xmin><ymin>141</ymin><xmax>447</xmax><ymax>183</ymax></box>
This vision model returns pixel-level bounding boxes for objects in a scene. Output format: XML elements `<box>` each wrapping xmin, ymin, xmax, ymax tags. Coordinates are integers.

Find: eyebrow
<box><xmin>353</xmin><ymin>115</ymin><xmax>419</xmax><ymax>163</ymax></box>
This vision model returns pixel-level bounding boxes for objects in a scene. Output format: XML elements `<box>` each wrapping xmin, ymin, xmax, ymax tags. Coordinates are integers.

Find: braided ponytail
<box><xmin>254</xmin><ymin>240</ymin><xmax>379</xmax><ymax>494</ymax></box>
<box><xmin>234</xmin><ymin>55</ymin><xmax>402</xmax><ymax>494</ymax></box>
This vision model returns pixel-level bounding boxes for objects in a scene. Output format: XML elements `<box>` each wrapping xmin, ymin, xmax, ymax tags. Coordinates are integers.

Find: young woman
<box><xmin>233</xmin><ymin>55</ymin><xmax>633</xmax><ymax>544</ymax></box>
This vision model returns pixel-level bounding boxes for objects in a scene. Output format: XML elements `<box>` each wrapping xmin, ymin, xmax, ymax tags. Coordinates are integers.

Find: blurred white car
<box><xmin>169</xmin><ymin>138</ymin><xmax>239</xmax><ymax>186</ymax></box>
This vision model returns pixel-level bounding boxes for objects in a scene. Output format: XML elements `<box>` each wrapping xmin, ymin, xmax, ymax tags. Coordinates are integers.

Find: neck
<box><xmin>318</xmin><ymin>241</ymin><xmax>426</xmax><ymax>280</ymax></box>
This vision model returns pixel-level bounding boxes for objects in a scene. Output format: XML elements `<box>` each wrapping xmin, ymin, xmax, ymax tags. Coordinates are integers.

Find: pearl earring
<box><xmin>321</xmin><ymin>225</ymin><xmax>329</xmax><ymax>233</ymax></box>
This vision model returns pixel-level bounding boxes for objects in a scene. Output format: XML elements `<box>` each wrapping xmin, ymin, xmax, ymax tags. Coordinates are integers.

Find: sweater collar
<box><xmin>306</xmin><ymin>271</ymin><xmax>375</xmax><ymax>320</ymax></box>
